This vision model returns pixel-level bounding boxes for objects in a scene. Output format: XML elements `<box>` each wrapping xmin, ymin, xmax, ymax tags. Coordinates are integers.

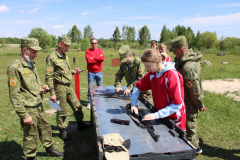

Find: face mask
<box><xmin>24</xmin><ymin>52</ymin><xmax>32</xmax><ymax>62</ymax></box>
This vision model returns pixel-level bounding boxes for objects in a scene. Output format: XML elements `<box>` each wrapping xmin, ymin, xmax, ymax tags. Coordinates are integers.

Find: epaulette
<box><xmin>8</xmin><ymin>58</ymin><xmax>21</xmax><ymax>69</ymax></box>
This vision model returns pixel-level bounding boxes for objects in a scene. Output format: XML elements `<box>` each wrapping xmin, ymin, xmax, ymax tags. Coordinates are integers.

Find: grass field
<box><xmin>0</xmin><ymin>47</ymin><xmax>239</xmax><ymax>160</ymax></box>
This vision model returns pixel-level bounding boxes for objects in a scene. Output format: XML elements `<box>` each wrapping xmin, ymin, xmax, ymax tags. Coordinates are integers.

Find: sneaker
<box><xmin>196</xmin><ymin>146</ymin><xmax>202</xmax><ymax>154</ymax></box>
<box><xmin>86</xmin><ymin>103</ymin><xmax>91</xmax><ymax>109</ymax></box>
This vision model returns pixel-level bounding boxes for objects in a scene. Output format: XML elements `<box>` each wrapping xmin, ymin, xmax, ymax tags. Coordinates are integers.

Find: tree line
<box><xmin>1</xmin><ymin>24</ymin><xmax>240</xmax><ymax>55</ymax></box>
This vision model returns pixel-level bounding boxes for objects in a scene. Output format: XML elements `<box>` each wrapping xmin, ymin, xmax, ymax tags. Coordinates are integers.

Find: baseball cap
<box><xmin>119</xmin><ymin>45</ymin><xmax>132</xmax><ymax>63</ymax></box>
<box><xmin>169</xmin><ymin>36</ymin><xmax>187</xmax><ymax>52</ymax></box>
<box><xmin>58</xmin><ymin>36</ymin><xmax>71</xmax><ymax>45</ymax></box>
<box><xmin>21</xmin><ymin>38</ymin><xmax>42</xmax><ymax>51</ymax></box>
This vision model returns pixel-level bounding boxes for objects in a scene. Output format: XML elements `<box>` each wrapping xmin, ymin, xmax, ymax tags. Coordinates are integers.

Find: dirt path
<box><xmin>202</xmin><ymin>78</ymin><xmax>240</xmax><ymax>101</ymax></box>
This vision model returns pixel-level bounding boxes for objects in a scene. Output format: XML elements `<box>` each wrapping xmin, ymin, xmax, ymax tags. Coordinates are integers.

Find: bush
<box><xmin>80</xmin><ymin>37</ymin><xmax>90</xmax><ymax>51</ymax></box>
<box><xmin>72</xmin><ymin>45</ymin><xmax>80</xmax><ymax>49</ymax></box>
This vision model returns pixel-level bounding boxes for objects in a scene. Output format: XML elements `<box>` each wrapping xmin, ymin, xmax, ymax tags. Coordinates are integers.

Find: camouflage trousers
<box><xmin>56</xmin><ymin>84</ymin><xmax>84</xmax><ymax>129</ymax></box>
<box><xmin>22</xmin><ymin>103</ymin><xmax>53</xmax><ymax>157</ymax></box>
<box><xmin>186</xmin><ymin>112</ymin><xmax>199</xmax><ymax>147</ymax></box>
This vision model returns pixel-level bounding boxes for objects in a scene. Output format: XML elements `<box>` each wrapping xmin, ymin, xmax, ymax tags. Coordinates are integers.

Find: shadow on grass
<box><xmin>200</xmin><ymin>138</ymin><xmax>240</xmax><ymax>160</ymax></box>
<box><xmin>80</xmin><ymin>100</ymin><xmax>88</xmax><ymax>108</ymax></box>
<box><xmin>0</xmin><ymin>140</ymin><xmax>24</xmax><ymax>159</ymax></box>
<box><xmin>63</xmin><ymin>121</ymin><xmax>97</xmax><ymax>160</ymax></box>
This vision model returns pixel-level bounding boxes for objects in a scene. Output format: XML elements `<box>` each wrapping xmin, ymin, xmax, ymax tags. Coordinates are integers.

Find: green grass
<box><xmin>0</xmin><ymin>47</ymin><xmax>239</xmax><ymax>159</ymax></box>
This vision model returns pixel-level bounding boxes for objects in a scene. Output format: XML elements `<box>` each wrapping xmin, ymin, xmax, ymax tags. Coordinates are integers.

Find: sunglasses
<box><xmin>91</xmin><ymin>43</ymin><xmax>97</xmax><ymax>44</ymax></box>
<box><xmin>104</xmin><ymin>145</ymin><xmax>125</xmax><ymax>152</ymax></box>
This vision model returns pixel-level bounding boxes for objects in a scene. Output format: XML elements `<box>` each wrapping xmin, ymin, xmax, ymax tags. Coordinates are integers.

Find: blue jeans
<box><xmin>88</xmin><ymin>72</ymin><xmax>103</xmax><ymax>103</ymax></box>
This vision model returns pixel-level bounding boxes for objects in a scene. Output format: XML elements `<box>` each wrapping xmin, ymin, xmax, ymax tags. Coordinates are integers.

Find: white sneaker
<box><xmin>86</xmin><ymin>104</ymin><xmax>91</xmax><ymax>109</ymax></box>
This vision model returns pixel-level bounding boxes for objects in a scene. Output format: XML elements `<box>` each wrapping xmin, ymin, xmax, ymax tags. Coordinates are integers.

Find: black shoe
<box><xmin>78</xmin><ymin>121</ymin><xmax>91</xmax><ymax>131</ymax></box>
<box><xmin>27</xmin><ymin>157</ymin><xmax>37</xmax><ymax>160</ymax></box>
<box><xmin>59</xmin><ymin>129</ymin><xmax>71</xmax><ymax>141</ymax></box>
<box><xmin>196</xmin><ymin>146</ymin><xmax>202</xmax><ymax>154</ymax></box>
<box><xmin>46</xmin><ymin>145</ymin><xmax>64</xmax><ymax>157</ymax></box>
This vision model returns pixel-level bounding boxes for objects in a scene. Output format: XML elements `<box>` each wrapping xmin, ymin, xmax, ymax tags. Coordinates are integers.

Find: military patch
<box><xmin>132</xmin><ymin>68</ymin><xmax>136</xmax><ymax>71</ymax></box>
<box><xmin>46</xmin><ymin>67</ymin><xmax>50</xmax><ymax>72</ymax></box>
<box><xmin>10</xmin><ymin>79</ymin><xmax>16</xmax><ymax>87</ymax></box>
<box><xmin>138</xmin><ymin>70</ymin><xmax>142</xmax><ymax>72</ymax></box>
<box><xmin>36</xmin><ymin>42</ymin><xmax>38</xmax><ymax>46</ymax></box>
<box><xmin>56</xmin><ymin>60</ymin><xmax>62</xmax><ymax>63</ymax></box>
<box><xmin>186</xmin><ymin>81</ymin><xmax>193</xmax><ymax>89</ymax></box>
<box><xmin>21</xmin><ymin>70</ymin><xmax>30</xmax><ymax>75</ymax></box>
<box><xmin>120</xmin><ymin>55</ymin><xmax>123</xmax><ymax>58</ymax></box>
<box><xmin>117</xmin><ymin>71</ymin><xmax>120</xmax><ymax>75</ymax></box>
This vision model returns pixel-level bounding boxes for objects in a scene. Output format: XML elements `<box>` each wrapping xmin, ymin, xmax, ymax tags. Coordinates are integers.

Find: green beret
<box><xmin>118</xmin><ymin>45</ymin><xmax>132</xmax><ymax>63</ymax></box>
<box><xmin>169</xmin><ymin>36</ymin><xmax>187</xmax><ymax>52</ymax></box>
<box><xmin>21</xmin><ymin>38</ymin><xmax>42</xmax><ymax>51</ymax></box>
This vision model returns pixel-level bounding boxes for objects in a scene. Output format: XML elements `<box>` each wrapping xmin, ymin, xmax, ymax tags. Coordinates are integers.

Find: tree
<box><xmin>80</xmin><ymin>37</ymin><xmax>90</xmax><ymax>51</ymax></box>
<box><xmin>175</xmin><ymin>25</ymin><xmax>187</xmax><ymax>36</ymax></box>
<box><xmin>195</xmin><ymin>31</ymin><xmax>202</xmax><ymax>50</ymax></box>
<box><xmin>84</xmin><ymin>25</ymin><xmax>94</xmax><ymax>39</ymax></box>
<box><xmin>160</xmin><ymin>25</ymin><xmax>171</xmax><ymax>43</ymax></box>
<box><xmin>201</xmin><ymin>31</ymin><xmax>218</xmax><ymax>49</ymax></box>
<box><xmin>122</xmin><ymin>25</ymin><xmax>128</xmax><ymax>40</ymax></box>
<box><xmin>112</xmin><ymin>26</ymin><xmax>121</xmax><ymax>47</ymax></box>
<box><xmin>186</xmin><ymin>27</ymin><xmax>195</xmax><ymax>49</ymax></box>
<box><xmin>170</xmin><ymin>28</ymin><xmax>177</xmax><ymax>39</ymax></box>
<box><xmin>70</xmin><ymin>25</ymin><xmax>82</xmax><ymax>43</ymax></box>
<box><xmin>28</xmin><ymin>27</ymin><xmax>52</xmax><ymax>49</ymax></box>
<box><xmin>138</xmin><ymin>25</ymin><xmax>151</xmax><ymax>47</ymax></box>
<box><xmin>50</xmin><ymin>34</ymin><xmax>57</xmax><ymax>47</ymax></box>
<box><xmin>127</xmin><ymin>26</ymin><xmax>136</xmax><ymax>42</ymax></box>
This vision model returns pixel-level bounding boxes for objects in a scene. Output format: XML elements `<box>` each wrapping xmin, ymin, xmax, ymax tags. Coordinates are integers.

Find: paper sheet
<box><xmin>49</xmin><ymin>98</ymin><xmax>62</xmax><ymax>111</ymax></box>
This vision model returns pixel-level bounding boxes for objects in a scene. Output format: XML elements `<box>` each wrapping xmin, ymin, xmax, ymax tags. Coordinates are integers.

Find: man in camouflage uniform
<box><xmin>7</xmin><ymin>38</ymin><xmax>63</xmax><ymax>160</ymax></box>
<box><xmin>170</xmin><ymin>36</ymin><xmax>207</xmax><ymax>155</ymax></box>
<box><xmin>114</xmin><ymin>45</ymin><xmax>146</xmax><ymax>96</ymax></box>
<box><xmin>45</xmin><ymin>36</ymin><xmax>90</xmax><ymax>140</ymax></box>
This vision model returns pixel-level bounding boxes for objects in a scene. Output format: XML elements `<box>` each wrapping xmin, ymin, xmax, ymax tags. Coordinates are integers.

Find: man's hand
<box><xmin>115</xmin><ymin>87</ymin><xmax>122</xmax><ymax>92</ymax></box>
<box><xmin>142</xmin><ymin>113</ymin><xmax>156</xmax><ymax>121</ymax></box>
<box><xmin>50</xmin><ymin>95</ymin><xmax>57</xmax><ymax>103</ymax></box>
<box><xmin>23</xmin><ymin>116</ymin><xmax>33</xmax><ymax>125</ymax></box>
<box><xmin>123</xmin><ymin>88</ymin><xmax>131</xmax><ymax>96</ymax></box>
<box><xmin>200</xmin><ymin>105</ymin><xmax>207</xmax><ymax>112</ymax></box>
<box><xmin>42</xmin><ymin>85</ymin><xmax>49</xmax><ymax>94</ymax></box>
<box><xmin>73</xmin><ymin>68</ymin><xmax>81</xmax><ymax>74</ymax></box>
<box><xmin>131</xmin><ymin>106</ymin><xmax>138</xmax><ymax>115</ymax></box>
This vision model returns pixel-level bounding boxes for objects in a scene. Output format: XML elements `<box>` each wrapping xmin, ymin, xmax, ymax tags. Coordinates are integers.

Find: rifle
<box><xmin>126</xmin><ymin>103</ymin><xmax>160</xmax><ymax>142</ymax></box>
<box><xmin>93</xmin><ymin>91</ymin><xmax>124</xmax><ymax>97</ymax></box>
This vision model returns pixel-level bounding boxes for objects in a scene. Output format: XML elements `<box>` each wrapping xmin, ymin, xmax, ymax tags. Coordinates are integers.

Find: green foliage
<box><xmin>138</xmin><ymin>25</ymin><xmax>151</xmax><ymax>47</ymax></box>
<box><xmin>186</xmin><ymin>27</ymin><xmax>195</xmax><ymax>48</ymax></box>
<box><xmin>121</xmin><ymin>25</ymin><xmax>136</xmax><ymax>42</ymax></box>
<box><xmin>195</xmin><ymin>31</ymin><xmax>202</xmax><ymax>50</ymax></box>
<box><xmin>84</xmin><ymin>25</ymin><xmax>94</xmax><ymax>39</ymax></box>
<box><xmin>49</xmin><ymin>34</ymin><xmax>57</xmax><ymax>47</ymax></box>
<box><xmin>28</xmin><ymin>27</ymin><xmax>52</xmax><ymax>50</ymax></box>
<box><xmin>112</xmin><ymin>26</ymin><xmax>121</xmax><ymax>47</ymax></box>
<box><xmin>72</xmin><ymin>44</ymin><xmax>80</xmax><ymax>49</ymax></box>
<box><xmin>0</xmin><ymin>37</ymin><xmax>20</xmax><ymax>44</ymax></box>
<box><xmin>80</xmin><ymin>37</ymin><xmax>90</xmax><ymax>51</ymax></box>
<box><xmin>160</xmin><ymin>25</ymin><xmax>171</xmax><ymax>43</ymax></box>
<box><xmin>201</xmin><ymin>31</ymin><xmax>218</xmax><ymax>49</ymax></box>
<box><xmin>69</xmin><ymin>25</ymin><xmax>82</xmax><ymax>43</ymax></box>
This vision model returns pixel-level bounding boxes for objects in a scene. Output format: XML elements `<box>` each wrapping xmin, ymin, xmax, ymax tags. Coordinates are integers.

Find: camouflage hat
<box><xmin>58</xmin><ymin>36</ymin><xmax>71</xmax><ymax>45</ymax></box>
<box><xmin>21</xmin><ymin>38</ymin><xmax>42</xmax><ymax>51</ymax></box>
<box><xmin>169</xmin><ymin>36</ymin><xmax>187</xmax><ymax>52</ymax></box>
<box><xmin>119</xmin><ymin>45</ymin><xmax>132</xmax><ymax>63</ymax></box>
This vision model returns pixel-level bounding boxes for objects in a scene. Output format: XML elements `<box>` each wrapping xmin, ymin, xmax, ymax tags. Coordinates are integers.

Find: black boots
<box><xmin>27</xmin><ymin>157</ymin><xmax>37</xmax><ymax>160</ymax></box>
<box><xmin>46</xmin><ymin>145</ymin><xmax>64</xmax><ymax>157</ymax></box>
<box><xmin>59</xmin><ymin>129</ymin><xmax>71</xmax><ymax>141</ymax></box>
<box><xmin>78</xmin><ymin>121</ymin><xmax>91</xmax><ymax>131</ymax></box>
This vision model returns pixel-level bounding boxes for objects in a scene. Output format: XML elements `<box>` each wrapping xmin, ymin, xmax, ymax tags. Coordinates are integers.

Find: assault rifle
<box><xmin>126</xmin><ymin>103</ymin><xmax>160</xmax><ymax>142</ymax></box>
<box><xmin>93</xmin><ymin>91</ymin><xmax>131</xmax><ymax>99</ymax></box>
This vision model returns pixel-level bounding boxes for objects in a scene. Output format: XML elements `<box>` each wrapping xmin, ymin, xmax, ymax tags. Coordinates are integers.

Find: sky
<box><xmin>0</xmin><ymin>0</ymin><xmax>240</xmax><ymax>40</ymax></box>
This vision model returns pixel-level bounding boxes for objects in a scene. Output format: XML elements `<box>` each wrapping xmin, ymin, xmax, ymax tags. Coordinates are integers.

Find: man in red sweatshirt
<box><xmin>85</xmin><ymin>38</ymin><xmax>105</xmax><ymax>109</ymax></box>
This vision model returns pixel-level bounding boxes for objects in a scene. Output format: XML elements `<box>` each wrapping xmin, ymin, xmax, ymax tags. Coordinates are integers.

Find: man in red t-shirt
<box><xmin>85</xmin><ymin>38</ymin><xmax>105</xmax><ymax>109</ymax></box>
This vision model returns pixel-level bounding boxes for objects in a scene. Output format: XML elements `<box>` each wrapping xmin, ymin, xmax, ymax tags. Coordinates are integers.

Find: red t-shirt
<box><xmin>163</xmin><ymin>55</ymin><xmax>172</xmax><ymax>62</ymax></box>
<box><xmin>85</xmin><ymin>48</ymin><xmax>105</xmax><ymax>73</ymax></box>
<box><xmin>135</xmin><ymin>69</ymin><xmax>186</xmax><ymax>130</ymax></box>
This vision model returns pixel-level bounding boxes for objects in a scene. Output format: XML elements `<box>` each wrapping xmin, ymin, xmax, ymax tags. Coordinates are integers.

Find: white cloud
<box><xmin>8</xmin><ymin>33</ymin><xmax>13</xmax><ymax>36</ymax></box>
<box><xmin>41</xmin><ymin>26</ymin><xmax>45</xmax><ymax>28</ymax></box>
<box><xmin>53</xmin><ymin>25</ymin><xmax>63</xmax><ymax>29</ymax></box>
<box><xmin>60</xmin><ymin>30</ymin><xmax>66</xmax><ymax>33</ymax></box>
<box><xmin>81</xmin><ymin>11</ymin><xmax>88</xmax><ymax>15</ymax></box>
<box><xmin>0</xmin><ymin>18</ymin><xmax>2</xmax><ymax>21</ymax></box>
<box><xmin>20</xmin><ymin>10</ymin><xmax>25</xmax><ymax>13</ymax></box>
<box><xmin>181</xmin><ymin>12</ymin><xmax>240</xmax><ymax>26</ymax></box>
<box><xmin>119</xmin><ymin>16</ymin><xmax>155</xmax><ymax>20</ymax></box>
<box><xmin>218</xmin><ymin>3</ymin><xmax>240</xmax><ymax>7</ymax></box>
<box><xmin>154</xmin><ymin>34</ymin><xmax>160</xmax><ymax>37</ymax></box>
<box><xmin>22</xmin><ymin>22</ymin><xmax>26</xmax><ymax>24</ymax></box>
<box><xmin>99</xmin><ymin>6</ymin><xmax>112</xmax><ymax>9</ymax></box>
<box><xmin>0</xmin><ymin>5</ymin><xmax>10</xmax><ymax>13</ymax></box>
<box><xmin>27</xmin><ymin>8</ymin><xmax>39</xmax><ymax>13</ymax></box>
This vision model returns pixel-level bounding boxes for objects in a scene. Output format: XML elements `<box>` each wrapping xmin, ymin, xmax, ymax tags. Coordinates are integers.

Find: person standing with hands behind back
<box><xmin>131</xmin><ymin>49</ymin><xmax>186</xmax><ymax>130</ymax></box>
<box><xmin>45</xmin><ymin>36</ymin><xmax>90</xmax><ymax>141</ymax></box>
<box><xmin>85</xmin><ymin>38</ymin><xmax>105</xmax><ymax>109</ymax></box>
<box><xmin>114</xmin><ymin>45</ymin><xmax>146</xmax><ymax>96</ymax></box>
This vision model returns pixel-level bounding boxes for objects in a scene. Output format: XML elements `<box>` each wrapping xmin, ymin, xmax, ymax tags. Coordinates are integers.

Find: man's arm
<box><xmin>184</xmin><ymin>68</ymin><xmax>204</xmax><ymax>110</ymax></box>
<box><xmin>114</xmin><ymin>66</ymin><xmax>124</xmax><ymax>89</ymax></box>
<box><xmin>8</xmin><ymin>67</ymin><xmax>29</xmax><ymax>119</ymax></box>
<box><xmin>85</xmin><ymin>50</ymin><xmax>98</xmax><ymax>64</ymax></box>
<box><xmin>94</xmin><ymin>49</ymin><xmax>105</xmax><ymax>62</ymax></box>
<box><xmin>45</xmin><ymin>57</ymin><xmax>55</xmax><ymax>96</ymax></box>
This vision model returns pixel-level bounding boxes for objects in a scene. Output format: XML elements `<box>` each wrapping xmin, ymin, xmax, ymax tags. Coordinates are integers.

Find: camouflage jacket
<box><xmin>45</xmin><ymin>50</ymin><xmax>73</xmax><ymax>96</ymax></box>
<box><xmin>7</xmin><ymin>57</ymin><xmax>43</xmax><ymax>119</ymax></box>
<box><xmin>114</xmin><ymin>56</ymin><xmax>146</xmax><ymax>91</ymax></box>
<box><xmin>175</xmin><ymin>51</ymin><xmax>204</xmax><ymax>112</ymax></box>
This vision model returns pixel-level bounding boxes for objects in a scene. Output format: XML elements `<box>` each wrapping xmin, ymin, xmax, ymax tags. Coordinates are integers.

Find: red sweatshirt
<box><xmin>85</xmin><ymin>48</ymin><xmax>105</xmax><ymax>73</ymax></box>
<box><xmin>135</xmin><ymin>66</ymin><xmax>186</xmax><ymax>130</ymax></box>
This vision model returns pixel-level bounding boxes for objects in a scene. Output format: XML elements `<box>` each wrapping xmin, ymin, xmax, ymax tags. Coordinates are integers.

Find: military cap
<box><xmin>169</xmin><ymin>36</ymin><xmax>187</xmax><ymax>52</ymax></box>
<box><xmin>119</xmin><ymin>45</ymin><xmax>132</xmax><ymax>63</ymax></box>
<box><xmin>58</xmin><ymin>36</ymin><xmax>71</xmax><ymax>45</ymax></box>
<box><xmin>21</xmin><ymin>38</ymin><xmax>42</xmax><ymax>51</ymax></box>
